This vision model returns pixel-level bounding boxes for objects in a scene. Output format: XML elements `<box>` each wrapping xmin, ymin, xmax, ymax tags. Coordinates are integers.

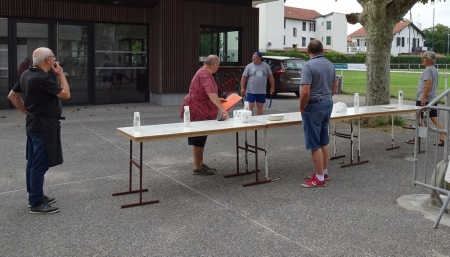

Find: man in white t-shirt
<box><xmin>240</xmin><ymin>51</ymin><xmax>275</xmax><ymax>115</ymax></box>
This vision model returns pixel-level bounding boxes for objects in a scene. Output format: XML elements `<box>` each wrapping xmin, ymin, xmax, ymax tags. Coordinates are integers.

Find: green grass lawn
<box><xmin>338</xmin><ymin>70</ymin><xmax>450</xmax><ymax>101</ymax></box>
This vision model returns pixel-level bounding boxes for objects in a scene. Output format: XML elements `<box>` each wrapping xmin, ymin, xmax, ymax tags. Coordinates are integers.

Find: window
<box><xmin>309</xmin><ymin>23</ymin><xmax>315</xmax><ymax>32</ymax></box>
<box><xmin>293</xmin><ymin>27</ymin><xmax>297</xmax><ymax>37</ymax></box>
<box><xmin>401</xmin><ymin>37</ymin><xmax>405</xmax><ymax>47</ymax></box>
<box><xmin>95</xmin><ymin>23</ymin><xmax>148</xmax><ymax>104</ymax></box>
<box><xmin>284</xmin><ymin>19</ymin><xmax>286</xmax><ymax>29</ymax></box>
<box><xmin>200</xmin><ymin>26</ymin><xmax>241</xmax><ymax>64</ymax></box>
<box><xmin>0</xmin><ymin>18</ymin><xmax>7</xmax><ymax>109</ymax></box>
<box><xmin>284</xmin><ymin>36</ymin><xmax>285</xmax><ymax>45</ymax></box>
<box><xmin>396</xmin><ymin>37</ymin><xmax>401</xmax><ymax>47</ymax></box>
<box><xmin>302</xmin><ymin>37</ymin><xmax>306</xmax><ymax>47</ymax></box>
<box><xmin>326</xmin><ymin>21</ymin><xmax>331</xmax><ymax>30</ymax></box>
<box><xmin>302</xmin><ymin>22</ymin><xmax>306</xmax><ymax>31</ymax></box>
<box><xmin>326</xmin><ymin>36</ymin><xmax>331</xmax><ymax>45</ymax></box>
<box><xmin>310</xmin><ymin>37</ymin><xmax>314</xmax><ymax>42</ymax></box>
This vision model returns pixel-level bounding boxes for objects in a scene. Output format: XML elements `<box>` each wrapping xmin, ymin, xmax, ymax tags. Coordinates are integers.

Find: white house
<box><xmin>283</xmin><ymin>6</ymin><xmax>320</xmax><ymax>49</ymax></box>
<box><xmin>257</xmin><ymin>0</ymin><xmax>285</xmax><ymax>51</ymax></box>
<box><xmin>347</xmin><ymin>21</ymin><xmax>425</xmax><ymax>56</ymax></box>
<box><xmin>256</xmin><ymin>1</ymin><xmax>348</xmax><ymax>53</ymax></box>
<box><xmin>314</xmin><ymin>12</ymin><xmax>348</xmax><ymax>53</ymax></box>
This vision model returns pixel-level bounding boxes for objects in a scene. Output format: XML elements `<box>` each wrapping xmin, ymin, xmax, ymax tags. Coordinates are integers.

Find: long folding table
<box><xmin>115</xmin><ymin>119</ymin><xmax>267</xmax><ymax>208</ymax></box>
<box><xmin>115</xmin><ymin>104</ymin><xmax>420</xmax><ymax>208</ymax></box>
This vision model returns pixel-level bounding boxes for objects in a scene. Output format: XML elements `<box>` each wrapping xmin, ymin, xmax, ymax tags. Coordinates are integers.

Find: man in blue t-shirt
<box><xmin>299</xmin><ymin>40</ymin><xmax>337</xmax><ymax>188</ymax></box>
<box><xmin>240</xmin><ymin>51</ymin><xmax>275</xmax><ymax>115</ymax></box>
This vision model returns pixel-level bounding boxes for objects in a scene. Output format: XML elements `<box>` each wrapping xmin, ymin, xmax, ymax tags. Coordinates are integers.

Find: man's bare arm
<box><xmin>7</xmin><ymin>90</ymin><xmax>27</xmax><ymax>114</ymax></box>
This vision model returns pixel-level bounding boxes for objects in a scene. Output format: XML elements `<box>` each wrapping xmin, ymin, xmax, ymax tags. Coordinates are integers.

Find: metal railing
<box><xmin>409</xmin><ymin>88</ymin><xmax>450</xmax><ymax>228</ymax></box>
<box><xmin>347</xmin><ymin>46</ymin><xmax>366</xmax><ymax>53</ymax></box>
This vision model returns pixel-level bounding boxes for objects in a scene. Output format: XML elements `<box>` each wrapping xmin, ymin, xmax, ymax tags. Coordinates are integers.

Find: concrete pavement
<box><xmin>1</xmin><ymin>93</ymin><xmax>449</xmax><ymax>257</ymax></box>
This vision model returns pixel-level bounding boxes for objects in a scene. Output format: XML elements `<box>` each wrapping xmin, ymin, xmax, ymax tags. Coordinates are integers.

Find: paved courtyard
<box><xmin>1</xmin><ymin>93</ymin><xmax>449</xmax><ymax>256</ymax></box>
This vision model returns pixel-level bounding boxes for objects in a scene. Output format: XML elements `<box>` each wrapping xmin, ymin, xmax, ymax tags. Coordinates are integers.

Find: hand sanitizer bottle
<box><xmin>184</xmin><ymin>106</ymin><xmax>190</xmax><ymax>127</ymax></box>
<box><xmin>354</xmin><ymin>93</ymin><xmax>359</xmax><ymax>111</ymax></box>
<box><xmin>398</xmin><ymin>90</ymin><xmax>403</xmax><ymax>105</ymax></box>
<box><xmin>244</xmin><ymin>101</ymin><xmax>249</xmax><ymax>110</ymax></box>
<box><xmin>134</xmin><ymin>112</ymin><xmax>140</xmax><ymax>131</ymax></box>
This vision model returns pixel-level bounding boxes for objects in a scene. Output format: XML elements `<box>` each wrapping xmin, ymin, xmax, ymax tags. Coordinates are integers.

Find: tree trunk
<box><xmin>365</xmin><ymin>16</ymin><xmax>395</xmax><ymax>106</ymax></box>
<box><xmin>346</xmin><ymin>0</ymin><xmax>423</xmax><ymax>106</ymax></box>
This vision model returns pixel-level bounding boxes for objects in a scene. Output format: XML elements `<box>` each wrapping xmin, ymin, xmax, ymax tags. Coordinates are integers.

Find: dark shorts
<box><xmin>188</xmin><ymin>136</ymin><xmax>207</xmax><ymax>147</ymax></box>
<box><xmin>246</xmin><ymin>93</ymin><xmax>266</xmax><ymax>103</ymax></box>
<box><xmin>415</xmin><ymin>100</ymin><xmax>437</xmax><ymax>117</ymax></box>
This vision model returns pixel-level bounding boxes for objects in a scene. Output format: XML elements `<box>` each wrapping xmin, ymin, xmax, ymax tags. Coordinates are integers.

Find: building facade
<box><xmin>256</xmin><ymin>2</ymin><xmax>348</xmax><ymax>53</ymax></box>
<box><xmin>1</xmin><ymin>0</ymin><xmax>274</xmax><ymax>109</ymax></box>
<box><xmin>347</xmin><ymin>21</ymin><xmax>425</xmax><ymax>56</ymax></box>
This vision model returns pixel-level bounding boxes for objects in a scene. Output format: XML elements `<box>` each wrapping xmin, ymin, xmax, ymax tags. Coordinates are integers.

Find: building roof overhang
<box><xmin>45</xmin><ymin>0</ymin><xmax>274</xmax><ymax>8</ymax></box>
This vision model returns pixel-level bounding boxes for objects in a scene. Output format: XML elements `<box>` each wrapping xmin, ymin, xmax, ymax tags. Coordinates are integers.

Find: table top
<box><xmin>117</xmin><ymin>118</ymin><xmax>266</xmax><ymax>142</ymax></box>
<box><xmin>117</xmin><ymin>104</ymin><xmax>421</xmax><ymax>142</ymax></box>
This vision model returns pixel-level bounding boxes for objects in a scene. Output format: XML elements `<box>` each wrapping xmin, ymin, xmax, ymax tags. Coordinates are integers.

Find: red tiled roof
<box><xmin>347</xmin><ymin>36</ymin><xmax>352</xmax><ymax>42</ymax></box>
<box><xmin>284</xmin><ymin>6</ymin><xmax>321</xmax><ymax>21</ymax></box>
<box><xmin>348</xmin><ymin>21</ymin><xmax>411</xmax><ymax>37</ymax></box>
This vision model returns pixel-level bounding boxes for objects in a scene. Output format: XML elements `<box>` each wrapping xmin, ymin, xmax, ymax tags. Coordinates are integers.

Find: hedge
<box><xmin>263</xmin><ymin>50</ymin><xmax>450</xmax><ymax>64</ymax></box>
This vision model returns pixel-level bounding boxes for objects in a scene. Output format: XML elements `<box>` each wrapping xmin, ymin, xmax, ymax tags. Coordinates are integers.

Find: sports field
<box><xmin>339</xmin><ymin>70</ymin><xmax>450</xmax><ymax>100</ymax></box>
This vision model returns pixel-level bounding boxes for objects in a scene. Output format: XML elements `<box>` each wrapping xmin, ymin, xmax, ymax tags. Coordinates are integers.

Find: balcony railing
<box><xmin>347</xmin><ymin>46</ymin><xmax>366</xmax><ymax>53</ymax></box>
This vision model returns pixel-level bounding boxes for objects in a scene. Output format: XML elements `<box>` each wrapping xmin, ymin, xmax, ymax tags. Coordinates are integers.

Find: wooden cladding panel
<box><xmin>156</xmin><ymin>0</ymin><xmax>258</xmax><ymax>94</ymax></box>
<box><xmin>0</xmin><ymin>0</ymin><xmax>149</xmax><ymax>23</ymax></box>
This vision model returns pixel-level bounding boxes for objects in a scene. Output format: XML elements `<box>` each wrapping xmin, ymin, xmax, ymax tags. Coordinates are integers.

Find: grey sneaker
<box><xmin>28</xmin><ymin>195</ymin><xmax>56</xmax><ymax>208</ymax></box>
<box><xmin>192</xmin><ymin>167</ymin><xmax>215</xmax><ymax>176</ymax></box>
<box><xmin>30</xmin><ymin>203</ymin><xmax>60</xmax><ymax>214</ymax></box>
<box><xmin>202</xmin><ymin>164</ymin><xmax>217</xmax><ymax>172</ymax></box>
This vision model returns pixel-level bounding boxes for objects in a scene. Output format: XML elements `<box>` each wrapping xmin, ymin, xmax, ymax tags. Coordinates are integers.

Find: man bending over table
<box><xmin>180</xmin><ymin>55</ymin><xmax>229</xmax><ymax>175</ymax></box>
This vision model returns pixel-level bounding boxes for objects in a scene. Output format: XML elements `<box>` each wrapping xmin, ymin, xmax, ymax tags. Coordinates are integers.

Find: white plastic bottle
<box><xmin>244</xmin><ymin>101</ymin><xmax>249</xmax><ymax>110</ymax></box>
<box><xmin>133</xmin><ymin>112</ymin><xmax>140</xmax><ymax>131</ymax></box>
<box><xmin>184</xmin><ymin>106</ymin><xmax>190</xmax><ymax>127</ymax></box>
<box><xmin>398</xmin><ymin>90</ymin><xmax>403</xmax><ymax>106</ymax></box>
<box><xmin>354</xmin><ymin>93</ymin><xmax>359</xmax><ymax>111</ymax></box>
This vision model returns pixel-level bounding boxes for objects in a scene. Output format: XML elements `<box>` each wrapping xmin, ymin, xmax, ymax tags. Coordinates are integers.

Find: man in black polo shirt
<box><xmin>7</xmin><ymin>47</ymin><xmax>70</xmax><ymax>214</ymax></box>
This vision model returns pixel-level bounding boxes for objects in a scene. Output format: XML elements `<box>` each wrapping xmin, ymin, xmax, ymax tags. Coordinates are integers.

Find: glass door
<box><xmin>0</xmin><ymin>18</ymin><xmax>8</xmax><ymax>109</ymax></box>
<box><xmin>57</xmin><ymin>23</ymin><xmax>89</xmax><ymax>105</ymax></box>
<box><xmin>16</xmin><ymin>22</ymin><xmax>48</xmax><ymax>72</ymax></box>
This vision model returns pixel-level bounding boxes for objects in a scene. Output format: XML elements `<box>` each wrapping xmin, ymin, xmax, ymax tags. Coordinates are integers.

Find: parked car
<box><xmin>261</xmin><ymin>56</ymin><xmax>306</xmax><ymax>97</ymax></box>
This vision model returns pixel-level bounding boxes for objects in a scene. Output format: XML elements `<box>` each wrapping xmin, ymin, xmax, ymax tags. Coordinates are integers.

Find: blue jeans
<box><xmin>301</xmin><ymin>98</ymin><xmax>333</xmax><ymax>150</ymax></box>
<box><xmin>26</xmin><ymin>131</ymin><xmax>49</xmax><ymax>208</ymax></box>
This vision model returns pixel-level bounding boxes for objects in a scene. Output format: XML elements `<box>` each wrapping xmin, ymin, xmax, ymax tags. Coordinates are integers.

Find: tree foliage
<box><xmin>344</xmin><ymin>0</ymin><xmax>440</xmax><ymax>106</ymax></box>
<box><xmin>422</xmin><ymin>23</ymin><xmax>450</xmax><ymax>54</ymax></box>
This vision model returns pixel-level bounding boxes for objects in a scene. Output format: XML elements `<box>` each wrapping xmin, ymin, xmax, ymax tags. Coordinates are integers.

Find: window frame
<box><xmin>199</xmin><ymin>26</ymin><xmax>241</xmax><ymax>66</ymax></box>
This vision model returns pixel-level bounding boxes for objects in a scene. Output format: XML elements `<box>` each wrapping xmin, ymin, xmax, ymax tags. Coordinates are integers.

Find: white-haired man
<box><xmin>406</xmin><ymin>51</ymin><xmax>445</xmax><ymax>146</ymax></box>
<box><xmin>7</xmin><ymin>47</ymin><xmax>70</xmax><ymax>214</ymax></box>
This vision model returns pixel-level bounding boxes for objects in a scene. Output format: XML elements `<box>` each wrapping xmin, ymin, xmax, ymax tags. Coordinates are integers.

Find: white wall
<box><xmin>257</xmin><ymin>0</ymin><xmax>284</xmax><ymax>52</ymax></box>
<box><xmin>390</xmin><ymin>24</ymin><xmax>424</xmax><ymax>56</ymax></box>
<box><xmin>315</xmin><ymin>13</ymin><xmax>347</xmax><ymax>53</ymax></box>
<box><xmin>284</xmin><ymin>19</ymin><xmax>316</xmax><ymax>48</ymax></box>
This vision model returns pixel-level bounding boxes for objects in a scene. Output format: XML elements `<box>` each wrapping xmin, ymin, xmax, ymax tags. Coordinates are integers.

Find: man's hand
<box><xmin>421</xmin><ymin>99</ymin><xmax>427</xmax><ymax>106</ymax></box>
<box><xmin>51</xmin><ymin>62</ymin><xmax>64</xmax><ymax>77</ymax></box>
<box><xmin>240</xmin><ymin>87</ymin><xmax>245</xmax><ymax>96</ymax></box>
<box><xmin>270</xmin><ymin>85</ymin><xmax>275</xmax><ymax>94</ymax></box>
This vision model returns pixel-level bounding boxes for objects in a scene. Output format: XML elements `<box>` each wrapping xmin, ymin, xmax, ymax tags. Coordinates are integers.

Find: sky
<box><xmin>284</xmin><ymin>0</ymin><xmax>450</xmax><ymax>35</ymax></box>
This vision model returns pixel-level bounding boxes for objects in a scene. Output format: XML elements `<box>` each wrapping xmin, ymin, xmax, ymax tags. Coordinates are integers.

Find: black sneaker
<box><xmin>202</xmin><ymin>164</ymin><xmax>217</xmax><ymax>172</ymax></box>
<box><xmin>192</xmin><ymin>167</ymin><xmax>215</xmax><ymax>176</ymax></box>
<box><xmin>28</xmin><ymin>195</ymin><xmax>56</xmax><ymax>208</ymax></box>
<box><xmin>30</xmin><ymin>203</ymin><xmax>60</xmax><ymax>214</ymax></box>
